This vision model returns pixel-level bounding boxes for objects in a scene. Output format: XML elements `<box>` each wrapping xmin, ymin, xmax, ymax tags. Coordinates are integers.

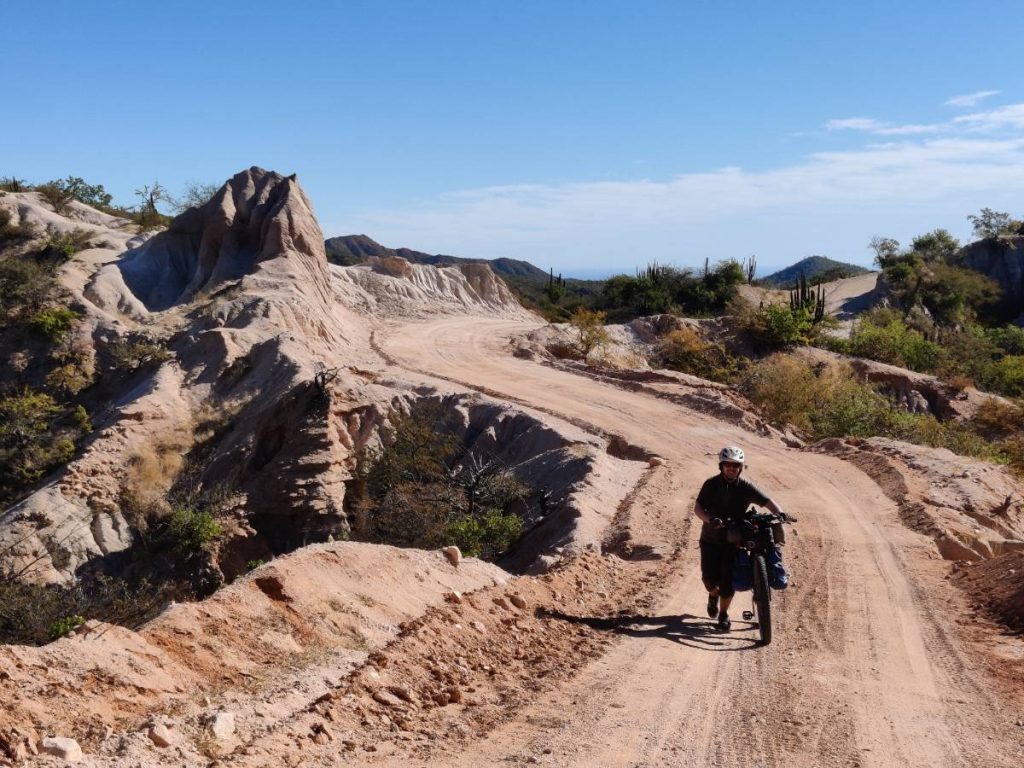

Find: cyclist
<box><xmin>694</xmin><ymin>446</ymin><xmax>787</xmax><ymax>631</ymax></box>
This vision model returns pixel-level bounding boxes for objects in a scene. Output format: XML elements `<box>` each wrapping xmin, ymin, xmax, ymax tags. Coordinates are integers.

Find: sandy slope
<box><xmin>357</xmin><ymin>316</ymin><xmax>1023</xmax><ymax>768</ymax></box>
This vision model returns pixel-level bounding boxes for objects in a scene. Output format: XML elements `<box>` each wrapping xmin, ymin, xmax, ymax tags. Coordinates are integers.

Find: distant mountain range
<box><xmin>324</xmin><ymin>235</ymin><xmax>549</xmax><ymax>280</ymax></box>
<box><xmin>759</xmin><ymin>256</ymin><xmax>871</xmax><ymax>288</ymax></box>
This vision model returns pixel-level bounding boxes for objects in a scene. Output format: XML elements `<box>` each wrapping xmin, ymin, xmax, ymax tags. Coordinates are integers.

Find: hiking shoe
<box><xmin>706</xmin><ymin>594</ymin><xmax>719</xmax><ymax>618</ymax></box>
<box><xmin>717</xmin><ymin>612</ymin><xmax>731</xmax><ymax>631</ymax></box>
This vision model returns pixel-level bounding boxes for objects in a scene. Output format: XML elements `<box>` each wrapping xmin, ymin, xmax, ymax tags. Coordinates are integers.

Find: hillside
<box><xmin>324</xmin><ymin>234</ymin><xmax>603</xmax><ymax>317</ymax></box>
<box><xmin>760</xmin><ymin>255</ymin><xmax>871</xmax><ymax>287</ymax></box>
<box><xmin>324</xmin><ymin>234</ymin><xmax>548</xmax><ymax>279</ymax></box>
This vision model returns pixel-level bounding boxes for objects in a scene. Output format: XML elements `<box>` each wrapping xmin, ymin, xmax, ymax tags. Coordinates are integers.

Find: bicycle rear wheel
<box><xmin>752</xmin><ymin>554</ymin><xmax>772</xmax><ymax>646</ymax></box>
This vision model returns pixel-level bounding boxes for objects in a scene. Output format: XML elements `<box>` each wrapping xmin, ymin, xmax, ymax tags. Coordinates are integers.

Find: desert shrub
<box><xmin>73</xmin><ymin>404</ymin><xmax>91</xmax><ymax>431</ymax></box>
<box><xmin>847</xmin><ymin>314</ymin><xmax>944</xmax><ymax>372</ymax></box>
<box><xmin>568</xmin><ymin>307</ymin><xmax>610</xmax><ymax>362</ymax></box>
<box><xmin>0</xmin><ymin>177</ymin><xmax>29</xmax><ymax>193</ymax></box>
<box><xmin>986</xmin><ymin>325</ymin><xmax>1024</xmax><ymax>356</ymax></box>
<box><xmin>369</xmin><ymin>481</ymin><xmax>456</xmax><ymax>548</ymax></box>
<box><xmin>597</xmin><ymin>260</ymin><xmax>745</xmax><ymax>322</ymax></box>
<box><xmin>34</xmin><ymin>181</ymin><xmax>75</xmax><ymax>213</ymax></box>
<box><xmin>0</xmin><ymin>208</ymin><xmax>17</xmax><ymax>239</ymax></box>
<box><xmin>106</xmin><ymin>336</ymin><xmax>171</xmax><ymax>374</ymax></box>
<box><xmin>1000</xmin><ymin>433</ymin><xmax>1024</xmax><ymax>478</ymax></box>
<box><xmin>739</xmin><ymin>354</ymin><xmax>840</xmax><ymax>430</ymax></box>
<box><xmin>43</xmin><ymin>225</ymin><xmax>94</xmax><ymax>259</ymax></box>
<box><xmin>656</xmin><ymin>326</ymin><xmax>736</xmax><ymax>382</ymax></box>
<box><xmin>742</xmin><ymin>354</ymin><xmax>1005</xmax><ymax>463</ymax></box>
<box><xmin>364</xmin><ymin>402</ymin><xmax>460</xmax><ymax>500</ymax></box>
<box><xmin>48</xmin><ymin>614</ymin><xmax>84</xmax><ymax>641</ymax></box>
<box><xmin>166</xmin><ymin>504</ymin><xmax>223</xmax><ymax>559</ymax></box>
<box><xmin>354</xmin><ymin>400</ymin><xmax>529</xmax><ymax>561</ymax></box>
<box><xmin>0</xmin><ymin>257</ymin><xmax>59</xmax><ymax>319</ymax></box>
<box><xmin>971</xmin><ymin>398</ymin><xmax>1024</xmax><ymax>440</ymax></box>
<box><xmin>982</xmin><ymin>356</ymin><xmax>1024</xmax><ymax>397</ymax></box>
<box><xmin>45</xmin><ymin>362</ymin><xmax>92</xmax><ymax>395</ymax></box>
<box><xmin>806</xmin><ymin>378</ymin><xmax>897</xmax><ymax>438</ymax></box>
<box><xmin>171</xmin><ymin>181</ymin><xmax>219</xmax><ymax>213</ymax></box>
<box><xmin>742</xmin><ymin>303</ymin><xmax>823</xmax><ymax>350</ymax></box>
<box><xmin>29</xmin><ymin>307</ymin><xmax>79</xmax><ymax>342</ymax></box>
<box><xmin>445</xmin><ymin>508</ymin><xmax>523</xmax><ymax>560</ymax></box>
<box><xmin>0</xmin><ymin>390</ymin><xmax>79</xmax><ymax>498</ymax></box>
<box><xmin>0</xmin><ymin>573</ymin><xmax>175</xmax><ymax>646</ymax></box>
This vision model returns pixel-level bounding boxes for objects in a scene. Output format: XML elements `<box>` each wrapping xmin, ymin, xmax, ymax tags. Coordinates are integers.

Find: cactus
<box><xmin>744</xmin><ymin>255</ymin><xmax>757</xmax><ymax>284</ymax></box>
<box><xmin>789</xmin><ymin>271</ymin><xmax>826</xmax><ymax>323</ymax></box>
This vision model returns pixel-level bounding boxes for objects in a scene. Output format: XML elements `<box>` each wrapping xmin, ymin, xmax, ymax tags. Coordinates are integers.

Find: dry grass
<box><xmin>122</xmin><ymin>427</ymin><xmax>192</xmax><ymax>524</ymax></box>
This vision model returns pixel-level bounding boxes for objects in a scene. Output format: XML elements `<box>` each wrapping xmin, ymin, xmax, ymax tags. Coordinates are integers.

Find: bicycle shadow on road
<box><xmin>538</xmin><ymin>609</ymin><xmax>762</xmax><ymax>652</ymax></box>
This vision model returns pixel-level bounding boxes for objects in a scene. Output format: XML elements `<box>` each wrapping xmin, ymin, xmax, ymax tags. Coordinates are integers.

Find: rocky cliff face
<box><xmin>0</xmin><ymin>168</ymin><xmax>544</xmax><ymax>587</ymax></box>
<box><xmin>959</xmin><ymin>235</ymin><xmax>1024</xmax><ymax>323</ymax></box>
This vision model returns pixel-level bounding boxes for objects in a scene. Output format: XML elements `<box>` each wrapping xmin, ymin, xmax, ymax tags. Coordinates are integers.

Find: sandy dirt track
<box><xmin>368</xmin><ymin>316</ymin><xmax>1023</xmax><ymax>768</ymax></box>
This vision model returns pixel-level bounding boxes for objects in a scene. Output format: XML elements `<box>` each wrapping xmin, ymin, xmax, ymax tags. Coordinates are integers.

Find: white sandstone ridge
<box><xmin>332</xmin><ymin>255</ymin><xmax>536</xmax><ymax>320</ymax></box>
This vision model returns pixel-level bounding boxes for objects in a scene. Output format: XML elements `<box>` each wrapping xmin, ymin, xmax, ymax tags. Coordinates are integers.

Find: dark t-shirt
<box><xmin>697</xmin><ymin>474</ymin><xmax>770</xmax><ymax>541</ymax></box>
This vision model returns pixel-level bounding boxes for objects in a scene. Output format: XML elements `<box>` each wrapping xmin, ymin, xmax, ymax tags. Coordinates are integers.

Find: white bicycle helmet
<box><xmin>718</xmin><ymin>445</ymin><xmax>745</xmax><ymax>464</ymax></box>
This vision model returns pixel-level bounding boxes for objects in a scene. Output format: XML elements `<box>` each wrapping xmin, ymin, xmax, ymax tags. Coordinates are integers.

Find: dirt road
<box><xmin>368</xmin><ymin>316</ymin><xmax>1022</xmax><ymax>768</ymax></box>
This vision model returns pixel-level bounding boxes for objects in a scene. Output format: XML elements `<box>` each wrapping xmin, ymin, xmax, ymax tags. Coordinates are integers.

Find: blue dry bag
<box><xmin>732</xmin><ymin>549</ymin><xmax>753</xmax><ymax>592</ymax></box>
<box><xmin>768</xmin><ymin>546</ymin><xmax>789</xmax><ymax>590</ymax></box>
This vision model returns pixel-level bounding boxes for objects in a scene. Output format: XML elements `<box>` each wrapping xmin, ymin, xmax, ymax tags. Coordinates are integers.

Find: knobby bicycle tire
<box><xmin>753</xmin><ymin>553</ymin><xmax>772</xmax><ymax>646</ymax></box>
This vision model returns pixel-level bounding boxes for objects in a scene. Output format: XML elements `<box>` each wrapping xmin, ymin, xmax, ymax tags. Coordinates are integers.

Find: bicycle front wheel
<box><xmin>753</xmin><ymin>553</ymin><xmax>772</xmax><ymax>646</ymax></box>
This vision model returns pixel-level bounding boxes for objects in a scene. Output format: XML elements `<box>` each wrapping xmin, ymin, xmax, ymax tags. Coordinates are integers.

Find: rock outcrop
<box><xmin>99</xmin><ymin>167</ymin><xmax>332</xmax><ymax>313</ymax></box>
<box><xmin>960</xmin><ymin>235</ymin><xmax>1024</xmax><ymax>324</ymax></box>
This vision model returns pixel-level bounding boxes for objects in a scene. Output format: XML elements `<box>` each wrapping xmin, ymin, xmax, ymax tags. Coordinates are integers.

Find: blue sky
<box><xmin>6</xmin><ymin>1</ymin><xmax>1024</xmax><ymax>277</ymax></box>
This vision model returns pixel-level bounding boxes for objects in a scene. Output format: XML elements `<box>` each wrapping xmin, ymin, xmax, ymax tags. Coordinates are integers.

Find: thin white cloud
<box><xmin>946</xmin><ymin>90</ymin><xmax>1000</xmax><ymax>108</ymax></box>
<box><xmin>826</xmin><ymin>117</ymin><xmax>939</xmax><ymax>136</ymax></box>
<box><xmin>953</xmin><ymin>103</ymin><xmax>1024</xmax><ymax>131</ymax></box>
<box><xmin>826</xmin><ymin>117</ymin><xmax>883</xmax><ymax>131</ymax></box>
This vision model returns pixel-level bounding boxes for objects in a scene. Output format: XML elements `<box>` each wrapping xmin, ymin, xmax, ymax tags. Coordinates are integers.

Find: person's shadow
<box><xmin>538</xmin><ymin>609</ymin><xmax>762</xmax><ymax>651</ymax></box>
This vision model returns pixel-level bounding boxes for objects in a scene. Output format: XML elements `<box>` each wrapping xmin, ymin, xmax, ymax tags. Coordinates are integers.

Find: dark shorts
<box><xmin>700</xmin><ymin>538</ymin><xmax>737</xmax><ymax>598</ymax></box>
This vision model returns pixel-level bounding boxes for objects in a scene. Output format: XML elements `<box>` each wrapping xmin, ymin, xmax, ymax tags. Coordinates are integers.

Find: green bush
<box><xmin>35</xmin><ymin>177</ymin><xmax>113</xmax><ymax>213</ymax></box>
<box><xmin>43</xmin><ymin>226</ymin><xmax>94</xmax><ymax>260</ymax></box>
<box><xmin>743</xmin><ymin>303</ymin><xmax>827</xmax><ymax>349</ymax></box>
<box><xmin>352</xmin><ymin>400</ymin><xmax>529</xmax><ymax>562</ymax></box>
<box><xmin>48</xmin><ymin>614</ymin><xmax>85</xmax><ymax>641</ymax></box>
<box><xmin>29</xmin><ymin>307</ymin><xmax>79</xmax><ymax>342</ymax></box>
<box><xmin>445</xmin><ymin>508</ymin><xmax>523</xmax><ymax>560</ymax></box>
<box><xmin>847</xmin><ymin>316</ymin><xmax>944</xmax><ymax>372</ymax></box>
<box><xmin>167</xmin><ymin>505</ymin><xmax>223</xmax><ymax>559</ymax></box>
<box><xmin>569</xmin><ymin>307</ymin><xmax>610</xmax><ymax>362</ymax></box>
<box><xmin>987</xmin><ymin>325</ymin><xmax>1024</xmax><ymax>356</ymax></box>
<box><xmin>597</xmin><ymin>260</ymin><xmax>745</xmax><ymax>322</ymax></box>
<box><xmin>982</xmin><ymin>356</ymin><xmax>1024</xmax><ymax>397</ymax></box>
<box><xmin>0</xmin><ymin>390</ymin><xmax>79</xmax><ymax>497</ymax></box>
